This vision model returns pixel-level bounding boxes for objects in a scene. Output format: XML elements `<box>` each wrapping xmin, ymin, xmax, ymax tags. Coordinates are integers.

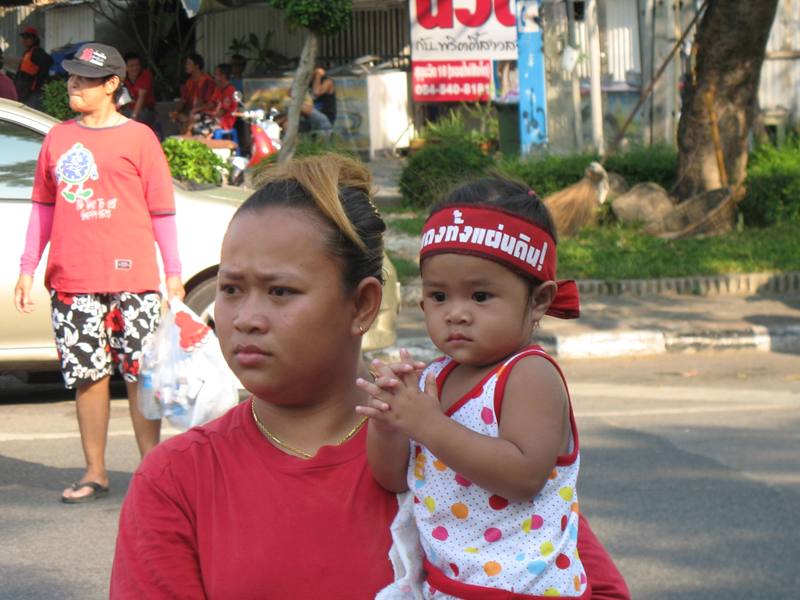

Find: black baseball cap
<box><xmin>62</xmin><ymin>43</ymin><xmax>126</xmax><ymax>79</ymax></box>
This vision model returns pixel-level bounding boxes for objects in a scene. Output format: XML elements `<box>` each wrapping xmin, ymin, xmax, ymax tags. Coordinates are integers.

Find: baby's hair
<box><xmin>430</xmin><ymin>174</ymin><xmax>558</xmax><ymax>244</ymax></box>
<box><xmin>236</xmin><ymin>154</ymin><xmax>386</xmax><ymax>290</ymax></box>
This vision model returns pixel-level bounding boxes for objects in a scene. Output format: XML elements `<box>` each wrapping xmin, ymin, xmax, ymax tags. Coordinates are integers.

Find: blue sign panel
<box><xmin>516</xmin><ymin>0</ymin><xmax>548</xmax><ymax>152</ymax></box>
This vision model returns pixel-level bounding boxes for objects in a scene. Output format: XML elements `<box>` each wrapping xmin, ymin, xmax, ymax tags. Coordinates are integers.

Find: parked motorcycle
<box><xmin>227</xmin><ymin>106</ymin><xmax>282</xmax><ymax>186</ymax></box>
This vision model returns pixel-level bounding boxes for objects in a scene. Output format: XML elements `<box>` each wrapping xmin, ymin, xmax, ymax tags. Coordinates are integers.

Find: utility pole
<box><xmin>586</xmin><ymin>0</ymin><xmax>605</xmax><ymax>154</ymax></box>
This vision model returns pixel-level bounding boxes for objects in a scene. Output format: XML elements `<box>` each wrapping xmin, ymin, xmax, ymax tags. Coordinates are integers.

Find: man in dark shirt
<box><xmin>14</xmin><ymin>26</ymin><xmax>53</xmax><ymax>108</ymax></box>
<box><xmin>310</xmin><ymin>66</ymin><xmax>336</xmax><ymax>126</ymax></box>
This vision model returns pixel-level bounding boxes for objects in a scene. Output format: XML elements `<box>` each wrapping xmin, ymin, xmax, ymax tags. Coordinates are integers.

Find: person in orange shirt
<box><xmin>13</xmin><ymin>26</ymin><xmax>52</xmax><ymax>108</ymax></box>
<box><xmin>169</xmin><ymin>53</ymin><xmax>215</xmax><ymax>134</ymax></box>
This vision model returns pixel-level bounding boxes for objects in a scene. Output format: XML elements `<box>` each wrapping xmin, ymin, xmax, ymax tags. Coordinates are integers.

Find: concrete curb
<box><xmin>378</xmin><ymin>325</ymin><xmax>800</xmax><ymax>360</ymax></box>
<box><xmin>399</xmin><ymin>271</ymin><xmax>800</xmax><ymax>306</ymax></box>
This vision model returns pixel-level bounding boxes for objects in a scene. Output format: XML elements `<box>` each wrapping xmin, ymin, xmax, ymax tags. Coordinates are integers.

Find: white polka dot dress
<box><xmin>408</xmin><ymin>347</ymin><xmax>588</xmax><ymax>599</ymax></box>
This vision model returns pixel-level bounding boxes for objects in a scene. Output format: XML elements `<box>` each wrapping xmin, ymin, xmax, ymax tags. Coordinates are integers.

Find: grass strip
<box><xmin>386</xmin><ymin>218</ymin><xmax>800</xmax><ymax>281</ymax></box>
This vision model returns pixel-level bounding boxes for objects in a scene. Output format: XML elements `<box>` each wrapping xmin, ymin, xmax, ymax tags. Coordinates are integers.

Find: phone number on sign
<box><xmin>414</xmin><ymin>82</ymin><xmax>489</xmax><ymax>97</ymax></box>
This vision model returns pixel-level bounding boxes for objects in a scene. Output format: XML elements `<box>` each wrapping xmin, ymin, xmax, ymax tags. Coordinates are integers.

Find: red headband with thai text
<box><xmin>419</xmin><ymin>205</ymin><xmax>580</xmax><ymax>319</ymax></box>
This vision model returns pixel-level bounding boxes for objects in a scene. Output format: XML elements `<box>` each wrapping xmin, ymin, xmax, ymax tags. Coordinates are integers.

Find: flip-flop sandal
<box><xmin>60</xmin><ymin>481</ymin><xmax>110</xmax><ymax>504</ymax></box>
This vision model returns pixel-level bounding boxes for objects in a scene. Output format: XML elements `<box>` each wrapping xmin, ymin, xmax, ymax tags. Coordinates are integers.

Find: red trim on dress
<box><xmin>425</xmin><ymin>558</ymin><xmax>592</xmax><ymax>600</ymax></box>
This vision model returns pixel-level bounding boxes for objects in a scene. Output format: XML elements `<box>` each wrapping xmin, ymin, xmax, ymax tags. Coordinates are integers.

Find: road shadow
<box><xmin>579</xmin><ymin>423</ymin><xmax>799</xmax><ymax>599</ymax></box>
<box><xmin>0</xmin><ymin>374</ymin><xmax>128</xmax><ymax>405</ymax></box>
<box><xmin>0</xmin><ymin>454</ymin><xmax>133</xmax><ymax>505</ymax></box>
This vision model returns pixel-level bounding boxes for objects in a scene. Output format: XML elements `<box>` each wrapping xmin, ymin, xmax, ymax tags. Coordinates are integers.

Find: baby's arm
<box><xmin>356</xmin><ymin>357</ymin><xmax>424</xmax><ymax>493</ymax></box>
<box><xmin>363</xmin><ymin>419</ymin><xmax>411</xmax><ymax>493</ymax></box>
<box><xmin>405</xmin><ymin>355</ymin><xmax>569</xmax><ymax>502</ymax></box>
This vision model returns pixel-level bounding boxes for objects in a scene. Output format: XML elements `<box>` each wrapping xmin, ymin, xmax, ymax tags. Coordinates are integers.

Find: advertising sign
<box><xmin>412</xmin><ymin>60</ymin><xmax>492</xmax><ymax>103</ymax></box>
<box><xmin>410</xmin><ymin>0</ymin><xmax>518</xmax><ymax>102</ymax></box>
<box><xmin>516</xmin><ymin>0</ymin><xmax>548</xmax><ymax>149</ymax></box>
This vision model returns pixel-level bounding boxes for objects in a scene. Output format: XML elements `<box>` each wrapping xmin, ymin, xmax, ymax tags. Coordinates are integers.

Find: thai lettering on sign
<box><xmin>410</xmin><ymin>0</ymin><xmax>518</xmax><ymax>103</ymax></box>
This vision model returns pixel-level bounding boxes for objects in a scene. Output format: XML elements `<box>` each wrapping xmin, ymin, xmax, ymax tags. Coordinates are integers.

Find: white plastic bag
<box><xmin>138</xmin><ymin>298</ymin><xmax>239</xmax><ymax>431</ymax></box>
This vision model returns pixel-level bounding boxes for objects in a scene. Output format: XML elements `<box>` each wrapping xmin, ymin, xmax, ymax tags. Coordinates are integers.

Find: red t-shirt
<box><xmin>125</xmin><ymin>68</ymin><xmax>155</xmax><ymax>109</ymax></box>
<box><xmin>31</xmin><ymin>119</ymin><xmax>175</xmax><ymax>293</ymax></box>
<box><xmin>213</xmin><ymin>83</ymin><xmax>237</xmax><ymax>130</ymax></box>
<box><xmin>110</xmin><ymin>401</ymin><xmax>399</xmax><ymax>599</ymax></box>
<box><xmin>181</xmin><ymin>72</ymin><xmax>216</xmax><ymax>110</ymax></box>
<box><xmin>110</xmin><ymin>402</ymin><xmax>630</xmax><ymax>600</ymax></box>
<box><xmin>0</xmin><ymin>72</ymin><xmax>18</xmax><ymax>100</ymax></box>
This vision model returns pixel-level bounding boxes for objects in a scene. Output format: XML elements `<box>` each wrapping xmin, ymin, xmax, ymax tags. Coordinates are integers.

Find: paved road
<box><xmin>1</xmin><ymin>350</ymin><xmax>798</xmax><ymax>599</ymax></box>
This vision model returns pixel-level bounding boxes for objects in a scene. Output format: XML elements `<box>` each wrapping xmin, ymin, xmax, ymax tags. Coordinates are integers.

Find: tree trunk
<box><xmin>673</xmin><ymin>0</ymin><xmax>779</xmax><ymax>201</ymax></box>
<box><xmin>278</xmin><ymin>31</ymin><xmax>319</xmax><ymax>164</ymax></box>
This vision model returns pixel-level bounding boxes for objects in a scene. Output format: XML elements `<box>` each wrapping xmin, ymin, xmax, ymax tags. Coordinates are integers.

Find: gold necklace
<box><xmin>250</xmin><ymin>397</ymin><xmax>367</xmax><ymax>459</ymax></box>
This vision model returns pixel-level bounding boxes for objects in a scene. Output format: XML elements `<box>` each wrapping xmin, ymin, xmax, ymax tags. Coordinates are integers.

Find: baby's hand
<box><xmin>355</xmin><ymin>359</ymin><xmax>441</xmax><ymax>439</ymax></box>
<box><xmin>374</xmin><ymin>349</ymin><xmax>427</xmax><ymax>389</ymax></box>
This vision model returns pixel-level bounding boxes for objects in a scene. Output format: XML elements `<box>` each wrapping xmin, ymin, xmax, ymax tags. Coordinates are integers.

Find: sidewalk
<box><xmin>365</xmin><ymin>155</ymin><xmax>800</xmax><ymax>360</ymax></box>
<box><xmin>390</xmin><ymin>293</ymin><xmax>800</xmax><ymax>361</ymax></box>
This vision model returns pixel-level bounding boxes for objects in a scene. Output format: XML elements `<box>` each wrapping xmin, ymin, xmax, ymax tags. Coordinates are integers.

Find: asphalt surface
<box><xmin>1</xmin><ymin>349</ymin><xmax>799</xmax><ymax>599</ymax></box>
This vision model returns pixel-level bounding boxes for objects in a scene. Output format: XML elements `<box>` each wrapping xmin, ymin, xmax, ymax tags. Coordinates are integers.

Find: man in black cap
<box><xmin>13</xmin><ymin>26</ymin><xmax>52</xmax><ymax>107</ymax></box>
<box><xmin>15</xmin><ymin>41</ymin><xmax>184</xmax><ymax>504</ymax></box>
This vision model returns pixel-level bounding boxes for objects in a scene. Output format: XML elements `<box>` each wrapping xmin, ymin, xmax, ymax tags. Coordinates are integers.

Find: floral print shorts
<box><xmin>49</xmin><ymin>291</ymin><xmax>162</xmax><ymax>389</ymax></box>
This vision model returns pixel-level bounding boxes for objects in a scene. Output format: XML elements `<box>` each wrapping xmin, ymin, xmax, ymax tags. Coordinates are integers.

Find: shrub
<box><xmin>400</xmin><ymin>136</ymin><xmax>494</xmax><ymax>209</ymax></box>
<box><xmin>251</xmin><ymin>136</ymin><xmax>357</xmax><ymax>182</ymax></box>
<box><xmin>604</xmin><ymin>145</ymin><xmax>677</xmax><ymax>191</ymax></box>
<box><xmin>498</xmin><ymin>146</ymin><xmax>677</xmax><ymax>198</ymax></box>
<box><xmin>741</xmin><ymin>138</ymin><xmax>800</xmax><ymax>225</ymax></box>
<box><xmin>41</xmin><ymin>79</ymin><xmax>76</xmax><ymax>121</ymax></box>
<box><xmin>421</xmin><ymin>107</ymin><xmax>496</xmax><ymax>147</ymax></box>
<box><xmin>161</xmin><ymin>138</ymin><xmax>229</xmax><ymax>186</ymax></box>
<box><xmin>498</xmin><ymin>152</ymin><xmax>599</xmax><ymax>197</ymax></box>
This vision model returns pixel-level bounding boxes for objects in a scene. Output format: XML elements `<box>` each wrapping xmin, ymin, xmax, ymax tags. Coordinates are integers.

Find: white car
<box><xmin>0</xmin><ymin>99</ymin><xmax>399</xmax><ymax>371</ymax></box>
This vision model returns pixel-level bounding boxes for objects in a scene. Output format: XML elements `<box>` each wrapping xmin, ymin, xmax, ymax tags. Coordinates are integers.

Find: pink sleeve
<box><xmin>578</xmin><ymin>513</ymin><xmax>631</xmax><ymax>600</ymax></box>
<box><xmin>110</xmin><ymin>461</ymin><xmax>205</xmax><ymax>599</ymax></box>
<box><xmin>152</xmin><ymin>214</ymin><xmax>182</xmax><ymax>277</ymax></box>
<box><xmin>19</xmin><ymin>202</ymin><xmax>54</xmax><ymax>276</ymax></box>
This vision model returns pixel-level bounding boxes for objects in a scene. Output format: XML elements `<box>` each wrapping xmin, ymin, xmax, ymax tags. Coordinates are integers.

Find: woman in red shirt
<box><xmin>110</xmin><ymin>155</ymin><xmax>629</xmax><ymax>599</ymax></box>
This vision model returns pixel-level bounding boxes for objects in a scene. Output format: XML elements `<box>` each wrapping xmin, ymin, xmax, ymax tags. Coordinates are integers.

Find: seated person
<box><xmin>211</xmin><ymin>64</ymin><xmax>238</xmax><ymax>133</ymax></box>
<box><xmin>122</xmin><ymin>52</ymin><xmax>158</xmax><ymax>134</ymax></box>
<box><xmin>310</xmin><ymin>65</ymin><xmax>336</xmax><ymax>126</ymax></box>
<box><xmin>274</xmin><ymin>89</ymin><xmax>333</xmax><ymax>141</ymax></box>
<box><xmin>169</xmin><ymin>53</ymin><xmax>216</xmax><ymax>135</ymax></box>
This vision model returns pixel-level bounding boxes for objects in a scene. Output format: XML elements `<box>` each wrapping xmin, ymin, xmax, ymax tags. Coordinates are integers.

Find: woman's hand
<box><xmin>14</xmin><ymin>274</ymin><xmax>34</xmax><ymax>314</ymax></box>
<box><xmin>165</xmin><ymin>276</ymin><xmax>185</xmax><ymax>301</ymax></box>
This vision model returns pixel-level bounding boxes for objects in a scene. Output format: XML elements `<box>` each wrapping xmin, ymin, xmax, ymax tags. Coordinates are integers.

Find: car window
<box><xmin>0</xmin><ymin>119</ymin><xmax>43</xmax><ymax>201</ymax></box>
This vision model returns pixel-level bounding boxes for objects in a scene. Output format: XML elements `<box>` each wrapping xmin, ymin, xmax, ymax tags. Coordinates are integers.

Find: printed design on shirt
<box><xmin>55</xmin><ymin>142</ymin><xmax>117</xmax><ymax>221</ymax></box>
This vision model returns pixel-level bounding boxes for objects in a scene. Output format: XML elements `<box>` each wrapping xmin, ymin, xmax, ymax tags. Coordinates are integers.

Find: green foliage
<box><xmin>229</xmin><ymin>32</ymin><xmax>289</xmax><ymax>73</ymax></box>
<box><xmin>557</xmin><ymin>223</ymin><xmax>800</xmax><ymax>280</ymax></box>
<box><xmin>498</xmin><ymin>146</ymin><xmax>677</xmax><ymax>198</ymax></box>
<box><xmin>400</xmin><ymin>137</ymin><xmax>494</xmax><ymax>209</ymax></box>
<box><xmin>387</xmin><ymin>214</ymin><xmax>427</xmax><ymax>236</ymax></box>
<box><xmin>399</xmin><ymin>110</ymin><xmax>498</xmax><ymax>209</ymax></box>
<box><xmin>385</xmin><ymin>252</ymin><xmax>420</xmax><ymax>284</ymax></box>
<box><xmin>498</xmin><ymin>152</ymin><xmax>599</xmax><ymax>197</ymax></box>
<box><xmin>420</xmin><ymin>108</ymin><xmax>496</xmax><ymax>147</ymax></box>
<box><xmin>604</xmin><ymin>146</ymin><xmax>677</xmax><ymax>190</ymax></box>
<box><xmin>741</xmin><ymin>138</ymin><xmax>800</xmax><ymax>225</ymax></box>
<box><xmin>266</xmin><ymin>0</ymin><xmax>353</xmax><ymax>35</ymax></box>
<box><xmin>41</xmin><ymin>80</ymin><xmax>76</xmax><ymax>121</ymax></box>
<box><xmin>251</xmin><ymin>137</ymin><xmax>357</xmax><ymax>181</ymax></box>
<box><xmin>384</xmin><ymin>215</ymin><xmax>800</xmax><ymax>280</ymax></box>
<box><xmin>161</xmin><ymin>138</ymin><xmax>228</xmax><ymax>186</ymax></box>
